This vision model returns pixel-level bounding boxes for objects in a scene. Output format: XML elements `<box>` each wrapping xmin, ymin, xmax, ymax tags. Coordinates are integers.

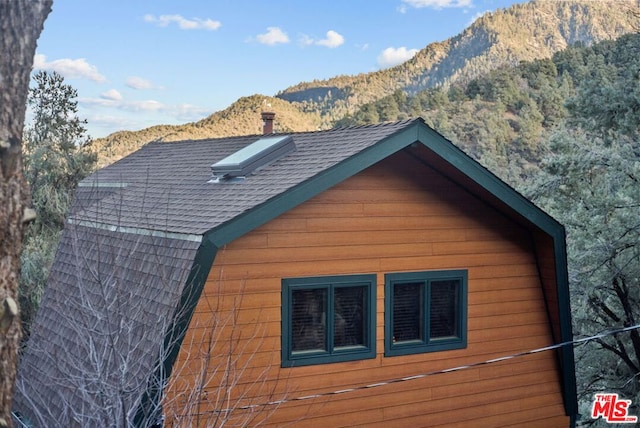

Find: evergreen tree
<box><xmin>528</xmin><ymin>34</ymin><xmax>640</xmax><ymax>419</ymax></box>
<box><xmin>24</xmin><ymin>71</ymin><xmax>96</xmax><ymax>230</ymax></box>
<box><xmin>20</xmin><ymin>71</ymin><xmax>96</xmax><ymax>338</ymax></box>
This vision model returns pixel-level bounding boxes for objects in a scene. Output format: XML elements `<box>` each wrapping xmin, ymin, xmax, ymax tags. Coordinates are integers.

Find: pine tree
<box><xmin>20</xmin><ymin>71</ymin><xmax>96</xmax><ymax>338</ymax></box>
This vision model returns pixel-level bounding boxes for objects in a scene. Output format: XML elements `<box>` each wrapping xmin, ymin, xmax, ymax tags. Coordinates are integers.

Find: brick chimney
<box><xmin>261</xmin><ymin>111</ymin><xmax>275</xmax><ymax>135</ymax></box>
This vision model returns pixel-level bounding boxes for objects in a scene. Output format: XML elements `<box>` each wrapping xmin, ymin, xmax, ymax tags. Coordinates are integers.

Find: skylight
<box><xmin>210</xmin><ymin>135</ymin><xmax>295</xmax><ymax>182</ymax></box>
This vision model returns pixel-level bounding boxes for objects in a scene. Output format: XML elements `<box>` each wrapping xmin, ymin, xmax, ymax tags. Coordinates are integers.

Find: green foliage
<box><xmin>88</xmin><ymin>0</ymin><xmax>636</xmax><ymax>167</ymax></box>
<box><xmin>527</xmin><ymin>33</ymin><xmax>640</xmax><ymax>421</ymax></box>
<box><xmin>339</xmin><ymin>35</ymin><xmax>640</xmax><ymax>419</ymax></box>
<box><xmin>20</xmin><ymin>71</ymin><xmax>97</xmax><ymax>337</ymax></box>
<box><xmin>19</xmin><ymin>228</ymin><xmax>60</xmax><ymax>343</ymax></box>
<box><xmin>23</xmin><ymin>71</ymin><xmax>96</xmax><ymax>231</ymax></box>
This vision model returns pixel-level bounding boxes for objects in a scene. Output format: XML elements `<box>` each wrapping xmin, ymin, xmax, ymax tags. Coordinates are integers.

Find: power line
<box><xmin>208</xmin><ymin>323</ymin><xmax>640</xmax><ymax>413</ymax></box>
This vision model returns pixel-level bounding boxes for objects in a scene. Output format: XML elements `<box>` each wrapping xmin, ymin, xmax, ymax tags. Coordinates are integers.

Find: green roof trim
<box><xmin>416</xmin><ymin>124</ymin><xmax>563</xmax><ymax>235</ymax></box>
<box><xmin>205</xmin><ymin>123</ymin><xmax>420</xmax><ymax>248</ymax></box>
<box><xmin>185</xmin><ymin>119</ymin><xmax>575</xmax><ymax>421</ymax></box>
<box><xmin>135</xmin><ymin>238</ymin><xmax>218</xmax><ymax>426</ymax></box>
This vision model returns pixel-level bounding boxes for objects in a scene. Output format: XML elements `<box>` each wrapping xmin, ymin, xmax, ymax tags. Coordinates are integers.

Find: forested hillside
<box><xmin>336</xmin><ymin>33</ymin><xmax>638</xmax><ymax>183</ymax></box>
<box><xmin>93</xmin><ymin>95</ymin><xmax>320</xmax><ymax>167</ymax></box>
<box><xmin>90</xmin><ymin>0</ymin><xmax>637</xmax><ymax>167</ymax></box>
<box><xmin>277</xmin><ymin>0</ymin><xmax>636</xmax><ymax>124</ymax></box>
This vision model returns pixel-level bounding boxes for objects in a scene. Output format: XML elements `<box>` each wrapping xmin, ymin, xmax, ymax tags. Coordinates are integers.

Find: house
<box><xmin>15</xmin><ymin>117</ymin><xmax>577</xmax><ymax>427</ymax></box>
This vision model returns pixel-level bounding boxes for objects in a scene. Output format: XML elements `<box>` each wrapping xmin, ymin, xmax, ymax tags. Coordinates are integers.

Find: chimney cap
<box><xmin>261</xmin><ymin>111</ymin><xmax>275</xmax><ymax>134</ymax></box>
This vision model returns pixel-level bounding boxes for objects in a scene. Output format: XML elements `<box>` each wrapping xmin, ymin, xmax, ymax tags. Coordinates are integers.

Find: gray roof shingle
<box><xmin>14</xmin><ymin>120</ymin><xmax>419</xmax><ymax>426</ymax></box>
<box><xmin>14</xmin><ymin>223</ymin><xmax>200</xmax><ymax>426</ymax></box>
<box><xmin>75</xmin><ymin>119</ymin><xmax>418</xmax><ymax>235</ymax></box>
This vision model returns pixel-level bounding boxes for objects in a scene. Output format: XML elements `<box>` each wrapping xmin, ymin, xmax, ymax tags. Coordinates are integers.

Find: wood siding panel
<box><xmin>167</xmin><ymin>151</ymin><xmax>569</xmax><ymax>427</ymax></box>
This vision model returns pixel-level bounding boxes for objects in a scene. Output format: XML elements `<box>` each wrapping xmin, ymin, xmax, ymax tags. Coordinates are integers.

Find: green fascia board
<box><xmin>135</xmin><ymin>238</ymin><xmax>218</xmax><ymax>427</ymax></box>
<box><xmin>196</xmin><ymin>118</ymin><xmax>575</xmax><ymax>418</ymax></box>
<box><xmin>416</xmin><ymin>123</ymin><xmax>576</xmax><ymax>417</ymax></box>
<box><xmin>416</xmin><ymin>124</ymin><xmax>564</xmax><ymax>235</ymax></box>
<box><xmin>553</xmin><ymin>227</ymin><xmax>578</xmax><ymax>417</ymax></box>
<box><xmin>205</xmin><ymin>122</ymin><xmax>421</xmax><ymax>248</ymax></box>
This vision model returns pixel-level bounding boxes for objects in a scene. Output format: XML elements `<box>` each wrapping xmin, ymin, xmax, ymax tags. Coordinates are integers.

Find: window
<box><xmin>385</xmin><ymin>270</ymin><xmax>467</xmax><ymax>356</ymax></box>
<box><xmin>282</xmin><ymin>274</ymin><xmax>376</xmax><ymax>367</ymax></box>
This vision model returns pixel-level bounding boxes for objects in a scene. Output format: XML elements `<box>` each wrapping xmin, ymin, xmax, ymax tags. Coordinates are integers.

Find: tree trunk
<box><xmin>0</xmin><ymin>1</ymin><xmax>52</xmax><ymax>426</ymax></box>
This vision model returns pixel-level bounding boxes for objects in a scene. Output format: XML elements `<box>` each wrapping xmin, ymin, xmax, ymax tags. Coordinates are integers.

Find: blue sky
<box><xmin>34</xmin><ymin>0</ymin><xmax>525</xmax><ymax>138</ymax></box>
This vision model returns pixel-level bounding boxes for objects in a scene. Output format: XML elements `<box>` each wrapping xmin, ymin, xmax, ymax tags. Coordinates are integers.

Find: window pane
<box><xmin>334</xmin><ymin>286</ymin><xmax>366</xmax><ymax>348</ymax></box>
<box><xmin>393</xmin><ymin>282</ymin><xmax>423</xmax><ymax>343</ymax></box>
<box><xmin>291</xmin><ymin>288</ymin><xmax>327</xmax><ymax>352</ymax></box>
<box><xmin>430</xmin><ymin>280</ymin><xmax>459</xmax><ymax>338</ymax></box>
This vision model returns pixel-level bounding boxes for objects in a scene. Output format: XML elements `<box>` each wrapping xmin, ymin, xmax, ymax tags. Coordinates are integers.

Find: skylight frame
<box><xmin>210</xmin><ymin>135</ymin><xmax>295</xmax><ymax>180</ymax></box>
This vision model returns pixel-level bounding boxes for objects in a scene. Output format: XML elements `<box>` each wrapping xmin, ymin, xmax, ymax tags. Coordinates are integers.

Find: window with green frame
<box><xmin>384</xmin><ymin>270</ymin><xmax>467</xmax><ymax>357</ymax></box>
<box><xmin>281</xmin><ymin>274</ymin><xmax>376</xmax><ymax>367</ymax></box>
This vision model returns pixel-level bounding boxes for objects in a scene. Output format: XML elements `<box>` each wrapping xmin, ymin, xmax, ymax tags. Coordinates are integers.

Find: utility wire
<box><xmin>208</xmin><ymin>323</ymin><xmax>640</xmax><ymax>413</ymax></box>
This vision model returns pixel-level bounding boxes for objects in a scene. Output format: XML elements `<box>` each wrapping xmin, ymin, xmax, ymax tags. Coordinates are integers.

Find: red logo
<box><xmin>591</xmin><ymin>393</ymin><xmax>638</xmax><ymax>424</ymax></box>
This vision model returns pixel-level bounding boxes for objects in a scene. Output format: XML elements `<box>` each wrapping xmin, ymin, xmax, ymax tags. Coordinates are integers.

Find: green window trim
<box><xmin>282</xmin><ymin>274</ymin><xmax>376</xmax><ymax>367</ymax></box>
<box><xmin>384</xmin><ymin>270</ymin><xmax>467</xmax><ymax>357</ymax></box>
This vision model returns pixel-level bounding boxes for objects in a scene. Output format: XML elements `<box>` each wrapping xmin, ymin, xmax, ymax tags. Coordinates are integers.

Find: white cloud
<box><xmin>316</xmin><ymin>30</ymin><xmax>345</xmax><ymax>48</ymax></box>
<box><xmin>33</xmin><ymin>53</ymin><xmax>106</xmax><ymax>82</ymax></box>
<box><xmin>401</xmin><ymin>0</ymin><xmax>472</xmax><ymax>9</ymax></box>
<box><xmin>126</xmin><ymin>76</ymin><xmax>155</xmax><ymax>90</ymax></box>
<box><xmin>86</xmin><ymin>114</ymin><xmax>139</xmax><ymax>131</ymax></box>
<box><xmin>377</xmin><ymin>47</ymin><xmax>419</xmax><ymax>68</ymax></box>
<box><xmin>80</xmin><ymin>96</ymin><xmax>211</xmax><ymax>119</ymax></box>
<box><xmin>256</xmin><ymin>27</ymin><xmax>290</xmax><ymax>45</ymax></box>
<box><xmin>80</xmin><ymin>97</ymin><xmax>164</xmax><ymax>112</ymax></box>
<box><xmin>299</xmin><ymin>30</ymin><xmax>345</xmax><ymax>48</ymax></box>
<box><xmin>299</xmin><ymin>34</ymin><xmax>314</xmax><ymax>46</ymax></box>
<box><xmin>100</xmin><ymin>89</ymin><xmax>122</xmax><ymax>101</ymax></box>
<box><xmin>143</xmin><ymin>14</ymin><xmax>221</xmax><ymax>30</ymax></box>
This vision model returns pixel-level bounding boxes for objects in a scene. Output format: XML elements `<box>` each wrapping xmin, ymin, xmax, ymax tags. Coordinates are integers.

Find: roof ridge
<box><xmin>148</xmin><ymin>117</ymin><xmax>422</xmax><ymax>146</ymax></box>
<box><xmin>329</xmin><ymin>117</ymin><xmax>421</xmax><ymax>131</ymax></box>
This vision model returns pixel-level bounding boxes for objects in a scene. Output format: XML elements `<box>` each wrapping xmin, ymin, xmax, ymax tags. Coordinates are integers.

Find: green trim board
<box><xmin>204</xmin><ymin>123</ymin><xmax>420</xmax><ymax>248</ymax></box>
<box><xmin>384</xmin><ymin>270</ymin><xmax>467</xmax><ymax>357</ymax></box>
<box><xmin>553</xmin><ymin>228</ymin><xmax>577</xmax><ymax>417</ymax></box>
<box><xmin>171</xmin><ymin>118</ymin><xmax>574</xmax><ymax>418</ymax></box>
<box><xmin>415</xmin><ymin>124</ymin><xmax>563</xmax><ymax>236</ymax></box>
<box><xmin>281</xmin><ymin>274</ymin><xmax>377</xmax><ymax>367</ymax></box>
<box><xmin>134</xmin><ymin>238</ymin><xmax>218</xmax><ymax>426</ymax></box>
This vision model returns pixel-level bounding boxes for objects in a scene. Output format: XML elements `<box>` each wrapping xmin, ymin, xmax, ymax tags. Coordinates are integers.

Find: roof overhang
<box><xmin>172</xmin><ymin>118</ymin><xmax>576</xmax><ymax>421</ymax></box>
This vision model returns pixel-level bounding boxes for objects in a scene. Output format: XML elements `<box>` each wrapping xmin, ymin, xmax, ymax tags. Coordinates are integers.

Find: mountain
<box><xmin>92</xmin><ymin>95</ymin><xmax>320</xmax><ymax>167</ymax></box>
<box><xmin>91</xmin><ymin>0</ymin><xmax>637</xmax><ymax>167</ymax></box>
<box><xmin>276</xmin><ymin>0</ymin><xmax>637</xmax><ymax>122</ymax></box>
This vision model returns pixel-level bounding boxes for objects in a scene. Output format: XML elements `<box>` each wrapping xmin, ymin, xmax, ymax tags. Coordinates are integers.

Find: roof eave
<box><xmin>195</xmin><ymin>118</ymin><xmax>577</xmax><ymax>420</ymax></box>
<box><xmin>416</xmin><ymin>122</ymin><xmax>577</xmax><ymax>418</ymax></box>
<box><xmin>204</xmin><ymin>121</ymin><xmax>422</xmax><ymax>248</ymax></box>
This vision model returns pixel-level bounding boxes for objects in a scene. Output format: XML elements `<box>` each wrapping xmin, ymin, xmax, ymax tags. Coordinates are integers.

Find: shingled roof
<box><xmin>73</xmin><ymin>119</ymin><xmax>415</xmax><ymax>235</ymax></box>
<box><xmin>14</xmin><ymin>118</ymin><xmax>577</xmax><ymax>426</ymax></box>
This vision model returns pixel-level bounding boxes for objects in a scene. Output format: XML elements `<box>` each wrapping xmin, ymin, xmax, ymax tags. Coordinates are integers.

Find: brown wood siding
<box><xmin>166</xmin><ymin>150</ymin><xmax>569</xmax><ymax>427</ymax></box>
